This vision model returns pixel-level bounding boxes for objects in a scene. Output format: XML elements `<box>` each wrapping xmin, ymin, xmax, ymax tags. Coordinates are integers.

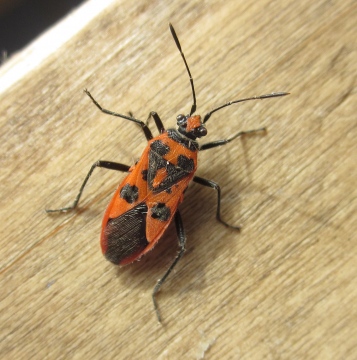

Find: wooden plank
<box><xmin>0</xmin><ymin>0</ymin><xmax>356</xmax><ymax>359</ymax></box>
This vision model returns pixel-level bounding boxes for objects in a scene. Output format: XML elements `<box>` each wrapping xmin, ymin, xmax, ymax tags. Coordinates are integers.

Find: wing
<box><xmin>100</xmin><ymin>145</ymin><xmax>151</xmax><ymax>265</ymax></box>
<box><xmin>101</xmin><ymin>132</ymin><xmax>198</xmax><ymax>265</ymax></box>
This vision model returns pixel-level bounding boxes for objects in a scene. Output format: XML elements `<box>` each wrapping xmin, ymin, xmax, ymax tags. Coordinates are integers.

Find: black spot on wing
<box><xmin>150</xmin><ymin>139</ymin><xmax>170</xmax><ymax>155</ymax></box>
<box><xmin>151</xmin><ymin>202</ymin><xmax>171</xmax><ymax>221</ymax></box>
<box><xmin>104</xmin><ymin>203</ymin><xmax>149</xmax><ymax>264</ymax></box>
<box><xmin>141</xmin><ymin>169</ymin><xmax>148</xmax><ymax>181</ymax></box>
<box><xmin>120</xmin><ymin>184</ymin><xmax>139</xmax><ymax>203</ymax></box>
<box><xmin>177</xmin><ymin>155</ymin><xmax>194</xmax><ymax>172</ymax></box>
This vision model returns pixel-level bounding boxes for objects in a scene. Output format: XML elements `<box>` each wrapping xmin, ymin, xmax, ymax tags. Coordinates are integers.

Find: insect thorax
<box><xmin>167</xmin><ymin>129</ymin><xmax>199</xmax><ymax>152</ymax></box>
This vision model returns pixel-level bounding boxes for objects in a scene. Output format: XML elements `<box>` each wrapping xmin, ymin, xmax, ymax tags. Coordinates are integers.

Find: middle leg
<box><xmin>193</xmin><ymin>176</ymin><xmax>240</xmax><ymax>230</ymax></box>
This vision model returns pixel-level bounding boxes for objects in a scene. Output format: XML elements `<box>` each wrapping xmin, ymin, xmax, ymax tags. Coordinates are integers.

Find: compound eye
<box><xmin>193</xmin><ymin>125</ymin><xmax>207</xmax><ymax>138</ymax></box>
<box><xmin>198</xmin><ymin>126</ymin><xmax>207</xmax><ymax>136</ymax></box>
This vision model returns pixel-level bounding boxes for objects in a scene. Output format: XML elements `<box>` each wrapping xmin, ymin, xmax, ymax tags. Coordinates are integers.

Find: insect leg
<box><xmin>152</xmin><ymin>210</ymin><xmax>186</xmax><ymax>323</ymax></box>
<box><xmin>46</xmin><ymin>161</ymin><xmax>130</xmax><ymax>213</ymax></box>
<box><xmin>199</xmin><ymin>127</ymin><xmax>266</xmax><ymax>151</ymax></box>
<box><xmin>84</xmin><ymin>89</ymin><xmax>154</xmax><ymax>141</ymax></box>
<box><xmin>146</xmin><ymin>111</ymin><xmax>166</xmax><ymax>133</ymax></box>
<box><xmin>193</xmin><ymin>176</ymin><xmax>240</xmax><ymax>230</ymax></box>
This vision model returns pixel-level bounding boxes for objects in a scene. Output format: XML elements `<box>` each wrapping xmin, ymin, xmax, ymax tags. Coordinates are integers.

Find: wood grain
<box><xmin>0</xmin><ymin>1</ymin><xmax>356</xmax><ymax>359</ymax></box>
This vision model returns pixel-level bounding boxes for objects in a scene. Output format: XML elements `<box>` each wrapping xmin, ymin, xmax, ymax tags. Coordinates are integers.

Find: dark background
<box><xmin>0</xmin><ymin>0</ymin><xmax>85</xmax><ymax>61</ymax></box>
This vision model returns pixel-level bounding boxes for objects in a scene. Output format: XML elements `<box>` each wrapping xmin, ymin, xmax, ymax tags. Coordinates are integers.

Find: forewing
<box><xmin>101</xmin><ymin>132</ymin><xmax>198</xmax><ymax>264</ymax></box>
<box><xmin>101</xmin><ymin>146</ymin><xmax>151</xmax><ymax>264</ymax></box>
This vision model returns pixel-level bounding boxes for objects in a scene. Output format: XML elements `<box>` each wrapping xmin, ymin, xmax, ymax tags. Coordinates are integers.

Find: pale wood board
<box><xmin>0</xmin><ymin>1</ymin><xmax>356</xmax><ymax>359</ymax></box>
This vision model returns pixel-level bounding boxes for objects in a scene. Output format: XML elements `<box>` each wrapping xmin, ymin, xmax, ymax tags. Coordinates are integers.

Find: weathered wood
<box><xmin>0</xmin><ymin>0</ymin><xmax>356</xmax><ymax>359</ymax></box>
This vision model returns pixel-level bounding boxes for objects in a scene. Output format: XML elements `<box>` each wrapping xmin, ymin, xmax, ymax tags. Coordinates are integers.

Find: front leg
<box><xmin>146</xmin><ymin>111</ymin><xmax>166</xmax><ymax>134</ymax></box>
<box><xmin>84</xmin><ymin>89</ymin><xmax>154</xmax><ymax>141</ymax></box>
<box><xmin>199</xmin><ymin>127</ymin><xmax>266</xmax><ymax>151</ymax></box>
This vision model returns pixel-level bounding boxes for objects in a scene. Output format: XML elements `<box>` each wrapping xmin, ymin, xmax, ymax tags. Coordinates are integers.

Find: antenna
<box><xmin>169</xmin><ymin>23</ymin><xmax>197</xmax><ymax>116</ymax></box>
<box><xmin>203</xmin><ymin>92</ymin><xmax>290</xmax><ymax>123</ymax></box>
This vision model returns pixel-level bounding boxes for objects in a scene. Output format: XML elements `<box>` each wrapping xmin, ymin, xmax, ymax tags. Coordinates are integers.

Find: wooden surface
<box><xmin>1</xmin><ymin>1</ymin><xmax>356</xmax><ymax>359</ymax></box>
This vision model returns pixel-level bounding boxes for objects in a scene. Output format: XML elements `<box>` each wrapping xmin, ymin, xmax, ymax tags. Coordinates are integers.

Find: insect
<box><xmin>47</xmin><ymin>23</ymin><xmax>288</xmax><ymax>322</ymax></box>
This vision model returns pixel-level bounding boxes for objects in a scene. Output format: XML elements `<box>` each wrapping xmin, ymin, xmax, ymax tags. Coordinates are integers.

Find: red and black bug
<box><xmin>47</xmin><ymin>24</ymin><xmax>288</xmax><ymax>322</ymax></box>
